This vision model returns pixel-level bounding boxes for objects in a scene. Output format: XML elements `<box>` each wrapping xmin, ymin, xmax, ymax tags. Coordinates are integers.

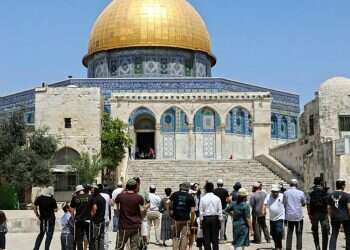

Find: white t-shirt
<box><xmin>112</xmin><ymin>188</ymin><xmax>124</xmax><ymax>202</ymax></box>
<box><xmin>264</xmin><ymin>193</ymin><xmax>285</xmax><ymax>221</ymax></box>
<box><xmin>100</xmin><ymin>192</ymin><xmax>111</xmax><ymax>222</ymax></box>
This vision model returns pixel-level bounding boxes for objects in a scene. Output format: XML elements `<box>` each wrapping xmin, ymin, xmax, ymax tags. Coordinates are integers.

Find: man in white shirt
<box><xmin>147</xmin><ymin>185</ymin><xmax>162</xmax><ymax>244</ymax></box>
<box><xmin>284</xmin><ymin>179</ymin><xmax>305</xmax><ymax>250</ymax></box>
<box><xmin>99</xmin><ymin>185</ymin><xmax>112</xmax><ymax>250</ymax></box>
<box><xmin>200</xmin><ymin>182</ymin><xmax>222</xmax><ymax>250</ymax></box>
<box><xmin>264</xmin><ymin>184</ymin><xmax>285</xmax><ymax>250</ymax></box>
<box><xmin>111</xmin><ymin>182</ymin><xmax>123</xmax><ymax>233</ymax></box>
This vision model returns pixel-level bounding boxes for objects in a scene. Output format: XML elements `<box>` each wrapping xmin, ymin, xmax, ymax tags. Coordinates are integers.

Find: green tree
<box><xmin>72</xmin><ymin>153</ymin><xmax>103</xmax><ymax>185</ymax></box>
<box><xmin>101</xmin><ymin>113</ymin><xmax>132</xmax><ymax>177</ymax></box>
<box><xmin>0</xmin><ymin>111</ymin><xmax>58</xmax><ymax>202</ymax></box>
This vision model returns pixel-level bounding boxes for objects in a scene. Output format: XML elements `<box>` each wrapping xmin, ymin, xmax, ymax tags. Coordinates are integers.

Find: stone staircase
<box><xmin>126</xmin><ymin>160</ymin><xmax>286</xmax><ymax>194</ymax></box>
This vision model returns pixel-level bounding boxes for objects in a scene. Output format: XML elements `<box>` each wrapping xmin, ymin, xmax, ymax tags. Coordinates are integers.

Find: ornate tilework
<box><xmin>163</xmin><ymin>134</ymin><xmax>175</xmax><ymax>159</ymax></box>
<box><xmin>203</xmin><ymin>134</ymin><xmax>216</xmax><ymax>159</ymax></box>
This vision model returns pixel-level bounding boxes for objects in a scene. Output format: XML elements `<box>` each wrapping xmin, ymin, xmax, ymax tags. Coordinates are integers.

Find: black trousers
<box><xmin>89</xmin><ymin>222</ymin><xmax>105</xmax><ymax>250</ymax></box>
<box><xmin>329</xmin><ymin>220</ymin><xmax>350</xmax><ymax>250</ymax></box>
<box><xmin>33</xmin><ymin>218</ymin><xmax>55</xmax><ymax>250</ymax></box>
<box><xmin>310</xmin><ymin>213</ymin><xmax>329</xmax><ymax>250</ymax></box>
<box><xmin>286</xmin><ymin>220</ymin><xmax>303</xmax><ymax>250</ymax></box>
<box><xmin>202</xmin><ymin>216</ymin><xmax>220</xmax><ymax>250</ymax></box>
<box><xmin>75</xmin><ymin>221</ymin><xmax>90</xmax><ymax>250</ymax></box>
<box><xmin>252</xmin><ymin>215</ymin><xmax>270</xmax><ymax>243</ymax></box>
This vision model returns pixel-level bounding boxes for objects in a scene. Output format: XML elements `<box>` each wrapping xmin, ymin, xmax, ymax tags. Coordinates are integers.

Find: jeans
<box><xmin>75</xmin><ymin>221</ymin><xmax>90</xmax><ymax>250</ymax></box>
<box><xmin>202</xmin><ymin>216</ymin><xmax>220</xmax><ymax>250</ymax></box>
<box><xmin>252</xmin><ymin>215</ymin><xmax>270</xmax><ymax>243</ymax></box>
<box><xmin>310</xmin><ymin>213</ymin><xmax>329</xmax><ymax>250</ymax></box>
<box><xmin>61</xmin><ymin>233</ymin><xmax>74</xmax><ymax>250</ymax></box>
<box><xmin>33</xmin><ymin>218</ymin><xmax>55</xmax><ymax>250</ymax></box>
<box><xmin>329</xmin><ymin>220</ymin><xmax>350</xmax><ymax>250</ymax></box>
<box><xmin>90</xmin><ymin>222</ymin><xmax>105</xmax><ymax>250</ymax></box>
<box><xmin>270</xmin><ymin>220</ymin><xmax>284</xmax><ymax>249</ymax></box>
<box><xmin>286</xmin><ymin>220</ymin><xmax>303</xmax><ymax>250</ymax></box>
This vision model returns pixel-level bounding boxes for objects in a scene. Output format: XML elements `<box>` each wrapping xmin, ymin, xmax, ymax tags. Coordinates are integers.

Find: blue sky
<box><xmin>1</xmin><ymin>0</ymin><xmax>350</xmax><ymax>106</ymax></box>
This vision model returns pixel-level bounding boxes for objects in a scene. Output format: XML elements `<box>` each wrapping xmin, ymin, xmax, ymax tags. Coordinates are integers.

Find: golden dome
<box><xmin>83</xmin><ymin>0</ymin><xmax>215</xmax><ymax>66</ymax></box>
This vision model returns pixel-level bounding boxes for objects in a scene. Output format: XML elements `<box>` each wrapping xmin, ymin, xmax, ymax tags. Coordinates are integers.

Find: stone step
<box><xmin>126</xmin><ymin>160</ymin><xmax>286</xmax><ymax>194</ymax></box>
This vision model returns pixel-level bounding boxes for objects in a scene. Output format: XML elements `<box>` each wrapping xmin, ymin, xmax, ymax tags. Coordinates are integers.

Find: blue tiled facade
<box><xmin>0</xmin><ymin>77</ymin><xmax>300</xmax><ymax>139</ymax></box>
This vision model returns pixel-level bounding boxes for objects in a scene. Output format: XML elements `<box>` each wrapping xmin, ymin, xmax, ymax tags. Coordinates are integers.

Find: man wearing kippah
<box><xmin>115</xmin><ymin>178</ymin><xmax>145</xmax><ymax>250</ymax></box>
<box><xmin>284</xmin><ymin>179</ymin><xmax>306</xmax><ymax>250</ymax></box>
<box><xmin>328</xmin><ymin>179</ymin><xmax>350</xmax><ymax>250</ymax></box>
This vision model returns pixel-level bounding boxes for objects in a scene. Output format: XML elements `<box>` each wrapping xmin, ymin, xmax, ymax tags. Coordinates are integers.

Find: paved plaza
<box><xmin>6</xmin><ymin>209</ymin><xmax>346</xmax><ymax>250</ymax></box>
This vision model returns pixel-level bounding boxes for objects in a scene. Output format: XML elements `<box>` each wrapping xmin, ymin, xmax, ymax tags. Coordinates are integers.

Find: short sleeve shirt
<box><xmin>70</xmin><ymin>193</ymin><xmax>91</xmax><ymax>222</ymax></box>
<box><xmin>34</xmin><ymin>195</ymin><xmax>58</xmax><ymax>220</ymax></box>
<box><xmin>249</xmin><ymin>191</ymin><xmax>267</xmax><ymax>217</ymax></box>
<box><xmin>116</xmin><ymin>192</ymin><xmax>144</xmax><ymax>230</ymax></box>
<box><xmin>264</xmin><ymin>193</ymin><xmax>285</xmax><ymax>221</ymax></box>
<box><xmin>328</xmin><ymin>191</ymin><xmax>350</xmax><ymax>222</ymax></box>
<box><xmin>213</xmin><ymin>188</ymin><xmax>229</xmax><ymax>209</ymax></box>
<box><xmin>170</xmin><ymin>191</ymin><xmax>195</xmax><ymax>221</ymax></box>
<box><xmin>284</xmin><ymin>187</ymin><xmax>306</xmax><ymax>221</ymax></box>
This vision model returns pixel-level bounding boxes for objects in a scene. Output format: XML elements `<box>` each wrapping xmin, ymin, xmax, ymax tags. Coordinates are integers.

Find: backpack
<box><xmin>171</xmin><ymin>192</ymin><xmax>190</xmax><ymax>219</ymax></box>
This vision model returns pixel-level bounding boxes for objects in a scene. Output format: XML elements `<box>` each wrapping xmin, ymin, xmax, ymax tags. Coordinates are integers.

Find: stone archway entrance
<box><xmin>132</xmin><ymin>109</ymin><xmax>156</xmax><ymax>159</ymax></box>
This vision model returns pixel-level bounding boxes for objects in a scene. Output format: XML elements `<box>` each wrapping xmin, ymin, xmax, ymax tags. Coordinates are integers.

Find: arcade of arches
<box><xmin>111</xmin><ymin>92</ymin><xmax>298</xmax><ymax>162</ymax></box>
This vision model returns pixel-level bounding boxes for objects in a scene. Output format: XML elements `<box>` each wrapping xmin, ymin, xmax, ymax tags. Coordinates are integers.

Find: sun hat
<box><xmin>271</xmin><ymin>184</ymin><xmax>280</xmax><ymax>192</ymax></box>
<box><xmin>75</xmin><ymin>185</ymin><xmax>85</xmax><ymax>193</ymax></box>
<box><xmin>238</xmin><ymin>188</ymin><xmax>248</xmax><ymax>197</ymax></box>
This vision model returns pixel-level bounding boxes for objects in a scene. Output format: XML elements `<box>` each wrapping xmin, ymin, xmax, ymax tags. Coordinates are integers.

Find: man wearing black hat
<box><xmin>328</xmin><ymin>179</ymin><xmax>350</xmax><ymax>250</ymax></box>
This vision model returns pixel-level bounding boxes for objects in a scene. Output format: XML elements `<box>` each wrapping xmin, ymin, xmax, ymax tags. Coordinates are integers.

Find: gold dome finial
<box><xmin>83</xmin><ymin>0</ymin><xmax>215</xmax><ymax>66</ymax></box>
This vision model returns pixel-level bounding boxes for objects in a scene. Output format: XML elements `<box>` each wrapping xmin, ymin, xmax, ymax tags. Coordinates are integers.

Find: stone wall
<box><xmin>35</xmin><ymin>86</ymin><xmax>103</xmax><ymax>155</ymax></box>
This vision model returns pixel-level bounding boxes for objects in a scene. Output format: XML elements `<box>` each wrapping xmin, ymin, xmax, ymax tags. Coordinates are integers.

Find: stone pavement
<box><xmin>7</xmin><ymin>210</ymin><xmax>346</xmax><ymax>250</ymax></box>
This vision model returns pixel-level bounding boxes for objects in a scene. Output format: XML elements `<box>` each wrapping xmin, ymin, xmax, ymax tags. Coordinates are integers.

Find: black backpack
<box><xmin>171</xmin><ymin>192</ymin><xmax>190</xmax><ymax>219</ymax></box>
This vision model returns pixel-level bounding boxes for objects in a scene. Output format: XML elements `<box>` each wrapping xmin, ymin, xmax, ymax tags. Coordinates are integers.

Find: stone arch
<box><xmin>160</xmin><ymin>106</ymin><xmax>189</xmax><ymax>132</ymax></box>
<box><xmin>193</xmin><ymin>106</ymin><xmax>221</xmax><ymax>132</ymax></box>
<box><xmin>128</xmin><ymin>106</ymin><xmax>157</xmax><ymax>127</ymax></box>
<box><xmin>159</xmin><ymin>104</ymin><xmax>190</xmax><ymax>122</ymax></box>
<box><xmin>51</xmin><ymin>147</ymin><xmax>80</xmax><ymax>192</ymax></box>
<box><xmin>51</xmin><ymin>147</ymin><xmax>80</xmax><ymax>167</ymax></box>
<box><xmin>128</xmin><ymin>107</ymin><xmax>157</xmax><ymax>159</ymax></box>
<box><xmin>225</xmin><ymin>106</ymin><xmax>252</xmax><ymax>135</ymax></box>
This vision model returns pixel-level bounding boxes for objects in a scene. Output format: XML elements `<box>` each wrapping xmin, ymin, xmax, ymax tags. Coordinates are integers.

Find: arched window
<box><xmin>271</xmin><ymin>114</ymin><xmax>278</xmax><ymax>138</ymax></box>
<box><xmin>160</xmin><ymin>107</ymin><xmax>189</xmax><ymax>132</ymax></box>
<box><xmin>226</xmin><ymin>107</ymin><xmax>252</xmax><ymax>135</ymax></box>
<box><xmin>194</xmin><ymin>107</ymin><xmax>220</xmax><ymax>132</ymax></box>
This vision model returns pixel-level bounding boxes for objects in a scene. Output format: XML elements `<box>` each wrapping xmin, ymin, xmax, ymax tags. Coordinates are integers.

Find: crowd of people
<box><xmin>2</xmin><ymin>176</ymin><xmax>350</xmax><ymax>250</ymax></box>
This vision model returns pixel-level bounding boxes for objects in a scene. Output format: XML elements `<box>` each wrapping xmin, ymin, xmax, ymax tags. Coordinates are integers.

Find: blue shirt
<box><xmin>284</xmin><ymin>187</ymin><xmax>306</xmax><ymax>221</ymax></box>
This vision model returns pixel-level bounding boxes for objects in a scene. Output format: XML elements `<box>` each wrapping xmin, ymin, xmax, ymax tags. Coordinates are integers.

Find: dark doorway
<box><xmin>136</xmin><ymin>132</ymin><xmax>155</xmax><ymax>159</ymax></box>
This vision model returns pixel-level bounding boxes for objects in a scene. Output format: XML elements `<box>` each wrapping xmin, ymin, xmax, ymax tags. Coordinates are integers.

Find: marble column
<box><xmin>188</xmin><ymin>123</ymin><xmax>194</xmax><ymax>160</ymax></box>
<box><xmin>220</xmin><ymin>123</ymin><xmax>226</xmax><ymax>160</ymax></box>
<box><xmin>155</xmin><ymin>123</ymin><xmax>161</xmax><ymax>160</ymax></box>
